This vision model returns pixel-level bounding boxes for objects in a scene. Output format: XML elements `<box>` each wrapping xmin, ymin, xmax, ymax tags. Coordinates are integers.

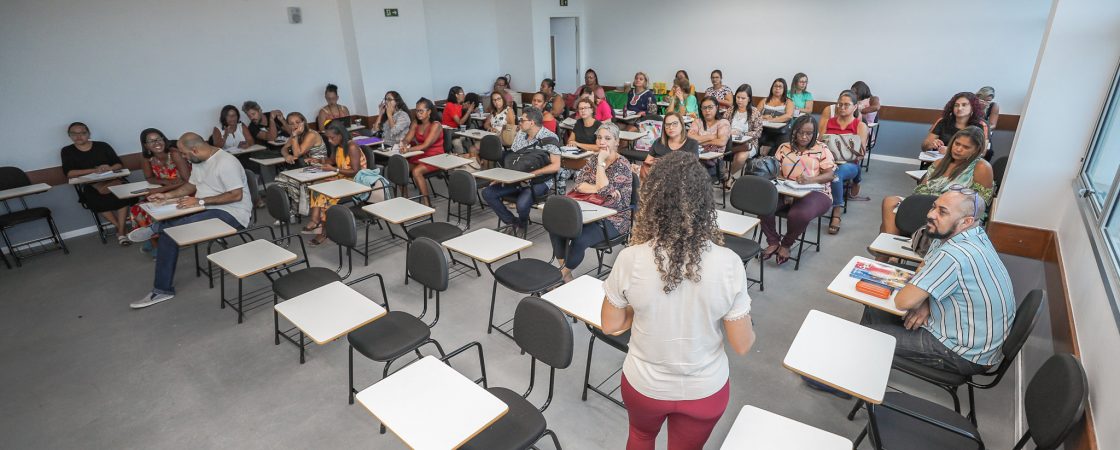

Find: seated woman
<box><xmin>575</xmin><ymin>68</ymin><xmax>606</xmax><ymax>101</ymax></box>
<box><xmin>242</xmin><ymin>101</ymin><xmax>290</xmax><ymax>144</ymax></box>
<box><xmin>851</xmin><ymin>81</ymin><xmax>880</xmax><ymax>126</ymax></box>
<box><xmin>317</xmin><ymin>83</ymin><xmax>351</xmax><ymax>129</ymax></box>
<box><xmin>540</xmin><ymin>78</ymin><xmax>565</xmax><ymax>118</ymax></box>
<box><xmin>977</xmin><ymin>86</ymin><xmax>1000</xmax><ymax>130</ymax></box>
<box><xmin>210</xmin><ymin>104</ymin><xmax>254</xmax><ymax>152</ymax></box>
<box><xmin>306</xmin><ymin>121</ymin><xmax>367</xmax><ymax>245</ymax></box>
<box><xmin>583</xmin><ymin>90</ymin><xmax>613</xmax><ymax>123</ymax></box>
<box><xmin>442</xmin><ymin>86</ymin><xmax>475</xmax><ymax>154</ymax></box>
<box><xmin>818</xmin><ymin>90</ymin><xmax>871</xmax><ymax>235</ymax></box>
<box><xmin>641</xmin><ymin>112</ymin><xmax>699</xmax><ymax>181</ymax></box>
<box><xmin>552</xmin><ymin>122</ymin><xmax>633</xmax><ymax>282</ymax></box>
<box><xmin>705</xmin><ymin>69</ymin><xmax>734</xmax><ymax>114</ymax></box>
<box><xmin>280</xmin><ymin>112</ymin><xmax>326</xmax><ymax>166</ymax></box>
<box><xmin>758</xmin><ymin>116</ymin><xmax>835</xmax><ymax>265</ymax></box>
<box><xmin>469</xmin><ymin>91</ymin><xmax>516</xmax><ymax>164</ymax></box>
<box><xmin>60</xmin><ymin>122</ymin><xmax>135</xmax><ymax>245</ymax></box>
<box><xmin>674</xmin><ymin>69</ymin><xmax>696</xmax><ymax>94</ymax></box>
<box><xmin>757</xmin><ymin>78</ymin><xmax>794</xmax><ymax>152</ymax></box>
<box><xmin>374</xmin><ymin>91</ymin><xmax>412</xmax><ymax>148</ymax></box>
<box><xmin>882</xmin><ymin>126</ymin><xmax>993</xmax><ymax>236</ymax></box>
<box><xmin>688</xmin><ymin>96</ymin><xmax>731</xmax><ymax>178</ymax></box>
<box><xmin>923</xmin><ymin>92</ymin><xmax>990</xmax><ymax>163</ymax></box>
<box><xmin>726</xmin><ymin>84</ymin><xmax>763</xmax><ymax>185</ymax></box>
<box><xmin>402</xmin><ymin>98</ymin><xmax>445</xmax><ymax>205</ymax></box>
<box><xmin>666</xmin><ymin>78</ymin><xmax>698</xmax><ymax>120</ymax></box>
<box><xmin>789</xmin><ymin>73</ymin><xmax>814</xmax><ymax>117</ymax></box>
<box><xmin>491</xmin><ymin>76</ymin><xmax>515</xmax><ymax>106</ymax></box>
<box><xmin>130</xmin><ymin>128</ymin><xmax>191</xmax><ymax>254</ymax></box>
<box><xmin>530</xmin><ymin>92</ymin><xmax>559</xmax><ymax>133</ymax></box>
<box><xmin>567</xmin><ymin>98</ymin><xmax>602</xmax><ymax>153</ymax></box>
<box><xmin>623</xmin><ymin>71</ymin><xmax>657</xmax><ymax>128</ymax></box>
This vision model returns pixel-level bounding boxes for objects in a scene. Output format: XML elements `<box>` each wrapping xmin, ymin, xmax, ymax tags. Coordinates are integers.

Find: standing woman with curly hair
<box><xmin>601</xmin><ymin>150</ymin><xmax>756</xmax><ymax>450</ymax></box>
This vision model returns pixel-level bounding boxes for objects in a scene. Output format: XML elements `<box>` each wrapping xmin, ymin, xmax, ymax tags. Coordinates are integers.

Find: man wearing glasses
<box><xmin>862</xmin><ymin>187</ymin><xmax>1016</xmax><ymax>376</ymax></box>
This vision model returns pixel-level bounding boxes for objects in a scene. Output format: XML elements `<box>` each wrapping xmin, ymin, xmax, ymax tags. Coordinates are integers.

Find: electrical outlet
<box><xmin>384</xmin><ymin>8</ymin><xmax>399</xmax><ymax>17</ymax></box>
<box><xmin>287</xmin><ymin>7</ymin><xmax>301</xmax><ymax>24</ymax></box>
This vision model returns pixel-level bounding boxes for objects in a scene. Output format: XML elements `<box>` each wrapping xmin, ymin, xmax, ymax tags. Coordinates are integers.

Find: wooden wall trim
<box><xmin>990</xmin><ymin>220</ymin><xmax>1097</xmax><ymax>450</ymax></box>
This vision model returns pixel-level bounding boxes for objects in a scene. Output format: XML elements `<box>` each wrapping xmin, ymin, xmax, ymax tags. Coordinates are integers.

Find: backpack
<box><xmin>748</xmin><ymin>155</ymin><xmax>780</xmax><ymax>180</ymax></box>
<box><xmin>504</xmin><ymin>136</ymin><xmax>559</xmax><ymax>184</ymax></box>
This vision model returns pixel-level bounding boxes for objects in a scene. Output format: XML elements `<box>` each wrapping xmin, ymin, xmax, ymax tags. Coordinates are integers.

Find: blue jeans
<box><xmin>482</xmin><ymin>182</ymin><xmax>551</xmax><ymax>226</ymax></box>
<box><xmin>152</xmin><ymin>209</ymin><xmax>243</xmax><ymax>295</ymax></box>
<box><xmin>550</xmin><ymin>221</ymin><xmax>620</xmax><ymax>270</ymax></box>
<box><xmin>860</xmin><ymin>307</ymin><xmax>988</xmax><ymax>376</ymax></box>
<box><xmin>829</xmin><ymin>162</ymin><xmax>863</xmax><ymax>207</ymax></box>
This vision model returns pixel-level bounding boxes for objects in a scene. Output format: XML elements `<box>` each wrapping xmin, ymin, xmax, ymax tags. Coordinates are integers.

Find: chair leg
<box><xmin>948</xmin><ymin>386</ymin><xmax>961</xmax><ymax>413</ymax></box>
<box><xmin>847</xmin><ymin>399</ymin><xmax>865</xmax><ymax>420</ymax></box>
<box><xmin>48</xmin><ymin>215</ymin><xmax>69</xmax><ymax>254</ymax></box>
<box><xmin>273</xmin><ymin>294</ymin><xmax>280</xmax><ymax>345</ymax></box>
<box><xmin>0</xmin><ymin>229</ymin><xmax>19</xmax><ymax>268</ymax></box>
<box><xmin>348</xmin><ymin>345</ymin><xmax>355</xmax><ymax>405</ymax></box>
<box><xmin>758</xmin><ymin>256</ymin><xmax>765</xmax><ymax>291</ymax></box>
<box><xmin>966</xmin><ymin>384</ymin><xmax>977</xmax><ymax>425</ymax></box>
<box><xmin>853</xmin><ymin>425</ymin><xmax>868</xmax><ymax>448</ymax></box>
<box><xmin>582</xmin><ymin>335</ymin><xmax>596</xmax><ymax>401</ymax></box>
<box><xmin>487</xmin><ymin>280</ymin><xmax>498</xmax><ymax>334</ymax></box>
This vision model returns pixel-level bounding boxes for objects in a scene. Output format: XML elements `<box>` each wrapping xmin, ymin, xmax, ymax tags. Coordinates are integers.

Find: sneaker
<box><xmin>127</xmin><ymin>226</ymin><xmax>155</xmax><ymax>243</ymax></box>
<box><xmin>802</xmin><ymin>376</ymin><xmax>853</xmax><ymax>400</ymax></box>
<box><xmin>117</xmin><ymin>235</ymin><xmax>132</xmax><ymax>246</ymax></box>
<box><xmin>130</xmin><ymin>292</ymin><xmax>174</xmax><ymax>309</ymax></box>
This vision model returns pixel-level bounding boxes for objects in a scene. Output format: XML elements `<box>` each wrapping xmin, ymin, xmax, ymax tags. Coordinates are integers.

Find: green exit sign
<box><xmin>384</xmin><ymin>8</ymin><xmax>399</xmax><ymax>17</ymax></box>
<box><xmin>560</xmin><ymin>0</ymin><xmax>568</xmax><ymax>5</ymax></box>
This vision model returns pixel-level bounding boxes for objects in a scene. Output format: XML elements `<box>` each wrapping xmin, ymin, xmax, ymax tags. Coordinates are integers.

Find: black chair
<box><xmin>446</xmin><ymin>169</ymin><xmax>479</xmax><ymax>228</ymax></box>
<box><xmin>462</xmin><ymin>296</ymin><xmax>569</xmax><ymax>450</ymax></box>
<box><xmin>348</xmin><ymin>237</ymin><xmax>450</xmax><ymax>409</ymax></box>
<box><xmin>0</xmin><ymin>167</ymin><xmax>68</xmax><ymax>267</ymax></box>
<box><xmin>582</xmin><ymin>326</ymin><xmax>630</xmax><ymax>408</ymax></box>
<box><xmin>848</xmin><ymin>289</ymin><xmax>1046</xmax><ymax>427</ymax></box>
<box><xmin>896</xmin><ymin>194</ymin><xmax>938</xmax><ymax>237</ymax></box>
<box><xmin>385</xmin><ymin>154</ymin><xmax>414</xmax><ymax>200</ymax></box>
<box><xmin>72</xmin><ymin>186</ymin><xmax>111</xmax><ymax>244</ymax></box>
<box><xmin>724</xmin><ymin>175</ymin><xmax>778</xmax><ymax>290</ymax></box>
<box><xmin>265</xmin><ymin>184</ymin><xmax>295</xmax><ymax>237</ymax></box>
<box><xmin>589</xmin><ymin>174</ymin><xmax>639</xmax><ymax>276</ymax></box>
<box><xmin>244</xmin><ymin>169</ymin><xmax>262</xmax><ymax>224</ymax></box>
<box><xmin>991</xmin><ymin>156</ymin><xmax>1008</xmax><ymax>197</ymax></box>
<box><xmin>862</xmin><ymin>118</ymin><xmax>880</xmax><ymax>172</ymax></box>
<box><xmin>486</xmin><ymin>197</ymin><xmax>568</xmax><ymax>340</ymax></box>
<box><xmin>858</xmin><ymin>353</ymin><xmax>1088</xmax><ymax>450</ymax></box>
<box><xmin>775</xmin><ymin>203</ymin><xmax>823</xmax><ymax>271</ymax></box>
<box><xmin>479</xmin><ymin>135</ymin><xmax>505</xmax><ymax>167</ymax></box>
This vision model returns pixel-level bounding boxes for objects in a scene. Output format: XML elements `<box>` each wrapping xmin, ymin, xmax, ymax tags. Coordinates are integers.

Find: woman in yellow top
<box><xmin>307</xmin><ymin>120</ymin><xmax>367</xmax><ymax>245</ymax></box>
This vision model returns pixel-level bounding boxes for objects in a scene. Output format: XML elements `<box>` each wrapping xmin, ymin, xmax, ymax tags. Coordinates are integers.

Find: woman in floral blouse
<box><xmin>758</xmin><ymin>115</ymin><xmax>835</xmax><ymax>265</ymax></box>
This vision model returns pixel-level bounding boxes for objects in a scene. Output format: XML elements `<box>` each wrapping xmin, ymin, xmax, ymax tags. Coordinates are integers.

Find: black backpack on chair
<box><xmin>504</xmin><ymin>136</ymin><xmax>559</xmax><ymax>184</ymax></box>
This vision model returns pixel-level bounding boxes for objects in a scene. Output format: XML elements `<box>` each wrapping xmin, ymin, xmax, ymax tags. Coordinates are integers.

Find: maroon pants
<box><xmin>759</xmin><ymin>191</ymin><xmax>831</xmax><ymax>248</ymax></box>
<box><xmin>620</xmin><ymin>375</ymin><xmax>730</xmax><ymax>450</ymax></box>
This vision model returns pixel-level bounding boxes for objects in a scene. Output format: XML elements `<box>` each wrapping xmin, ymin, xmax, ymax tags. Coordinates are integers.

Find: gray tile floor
<box><xmin>0</xmin><ymin>161</ymin><xmax>1034</xmax><ymax>449</ymax></box>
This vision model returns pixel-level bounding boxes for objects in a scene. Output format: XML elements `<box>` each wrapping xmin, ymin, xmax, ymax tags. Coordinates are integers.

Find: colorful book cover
<box><xmin>850</xmin><ymin>260</ymin><xmax>913</xmax><ymax>290</ymax></box>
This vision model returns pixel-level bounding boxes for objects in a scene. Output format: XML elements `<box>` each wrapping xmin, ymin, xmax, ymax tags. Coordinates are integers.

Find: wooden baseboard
<box><xmin>989</xmin><ymin>221</ymin><xmax>1097</xmax><ymax>449</ymax></box>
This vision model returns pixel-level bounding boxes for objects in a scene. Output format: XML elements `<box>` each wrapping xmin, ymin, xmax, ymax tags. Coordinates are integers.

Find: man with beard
<box><xmin>127</xmin><ymin>132</ymin><xmax>252</xmax><ymax>309</ymax></box>
<box><xmin>861</xmin><ymin>188</ymin><xmax>1015</xmax><ymax>376</ymax></box>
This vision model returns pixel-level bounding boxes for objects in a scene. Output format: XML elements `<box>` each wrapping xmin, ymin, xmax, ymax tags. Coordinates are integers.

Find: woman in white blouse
<box><xmin>374</xmin><ymin>91</ymin><xmax>411</xmax><ymax>148</ymax></box>
<box><xmin>602</xmin><ymin>150</ymin><xmax>756</xmax><ymax>450</ymax></box>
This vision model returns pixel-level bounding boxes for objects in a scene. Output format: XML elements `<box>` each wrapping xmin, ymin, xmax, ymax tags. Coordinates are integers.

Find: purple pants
<box><xmin>759</xmin><ymin>191</ymin><xmax>831</xmax><ymax>248</ymax></box>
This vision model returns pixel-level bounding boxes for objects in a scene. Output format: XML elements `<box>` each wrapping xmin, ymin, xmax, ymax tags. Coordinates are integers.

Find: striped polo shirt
<box><xmin>908</xmin><ymin>226</ymin><xmax>1016</xmax><ymax>366</ymax></box>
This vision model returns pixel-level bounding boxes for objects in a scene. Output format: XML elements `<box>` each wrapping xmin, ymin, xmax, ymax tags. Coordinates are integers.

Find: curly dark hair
<box><xmin>940</xmin><ymin>92</ymin><xmax>984</xmax><ymax>128</ymax></box>
<box><xmin>631</xmin><ymin>151</ymin><xmax>723</xmax><ymax>293</ymax></box>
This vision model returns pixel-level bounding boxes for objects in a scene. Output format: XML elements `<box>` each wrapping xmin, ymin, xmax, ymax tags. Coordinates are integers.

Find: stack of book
<box><xmin>851</xmin><ymin>260</ymin><xmax>913</xmax><ymax>299</ymax></box>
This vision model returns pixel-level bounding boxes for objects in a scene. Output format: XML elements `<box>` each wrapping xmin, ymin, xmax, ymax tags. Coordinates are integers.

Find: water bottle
<box><xmin>647</xmin><ymin>93</ymin><xmax>657</xmax><ymax>116</ymax></box>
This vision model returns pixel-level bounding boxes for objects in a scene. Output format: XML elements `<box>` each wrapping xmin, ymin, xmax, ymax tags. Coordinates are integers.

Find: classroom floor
<box><xmin>1</xmin><ymin>160</ymin><xmax>1039</xmax><ymax>449</ymax></box>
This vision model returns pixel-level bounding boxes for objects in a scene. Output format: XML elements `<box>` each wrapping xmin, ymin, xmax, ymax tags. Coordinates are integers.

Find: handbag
<box><xmin>500</xmin><ymin>123</ymin><xmax>516</xmax><ymax>147</ymax></box>
<box><xmin>567</xmin><ymin>190</ymin><xmax>605</xmax><ymax>205</ymax></box>
<box><xmin>633</xmin><ymin>120</ymin><xmax>662</xmax><ymax>152</ymax></box>
<box><xmin>824</xmin><ymin>134</ymin><xmax>863</xmax><ymax>163</ymax></box>
<box><xmin>748</xmin><ymin>155</ymin><xmax>780</xmax><ymax>180</ymax></box>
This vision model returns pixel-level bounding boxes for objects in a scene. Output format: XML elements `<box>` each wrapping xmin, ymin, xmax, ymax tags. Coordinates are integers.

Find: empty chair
<box><xmin>461</xmin><ymin>297</ymin><xmax>569</xmax><ymax>450</ymax></box>
<box><xmin>244</xmin><ymin>169</ymin><xmax>261</xmax><ymax>224</ymax></box>
<box><xmin>265</xmin><ymin>184</ymin><xmax>295</xmax><ymax>237</ymax></box>
<box><xmin>445</xmin><ymin>169</ymin><xmax>479</xmax><ymax>228</ymax></box>
<box><xmin>991</xmin><ymin>156</ymin><xmax>1008</xmax><ymax>197</ymax></box>
<box><xmin>724</xmin><ymin>175</ymin><xmax>778</xmax><ymax>290</ymax></box>
<box><xmin>896</xmin><ymin>194</ymin><xmax>938</xmax><ymax>237</ymax></box>
<box><xmin>478</xmin><ymin>134</ymin><xmax>504</xmax><ymax>167</ymax></box>
<box><xmin>589</xmin><ymin>173</ymin><xmax>640</xmax><ymax>275</ymax></box>
<box><xmin>0</xmin><ymin>167</ymin><xmax>68</xmax><ymax>267</ymax></box>
<box><xmin>385</xmin><ymin>154</ymin><xmax>413</xmax><ymax>199</ymax></box>
<box><xmin>858</xmin><ymin>353</ymin><xmax>1088</xmax><ymax>450</ymax></box>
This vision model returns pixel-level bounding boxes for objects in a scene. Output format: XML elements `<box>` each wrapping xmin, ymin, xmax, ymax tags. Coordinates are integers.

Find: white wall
<box><xmin>0</xmin><ymin>0</ymin><xmax>357</xmax><ymax>172</ymax></box>
<box><xmin>349</xmin><ymin>0</ymin><xmax>436</xmax><ymax>110</ymax></box>
<box><xmin>580</xmin><ymin>0</ymin><xmax>1048</xmax><ymax>113</ymax></box>
<box><xmin>423</xmin><ymin>0</ymin><xmax>502</xmax><ymax>97</ymax></box>
<box><xmin>494</xmin><ymin>0</ymin><xmax>536</xmax><ymax>93</ymax></box>
<box><xmin>531</xmin><ymin>0</ymin><xmax>589</xmax><ymax>90</ymax></box>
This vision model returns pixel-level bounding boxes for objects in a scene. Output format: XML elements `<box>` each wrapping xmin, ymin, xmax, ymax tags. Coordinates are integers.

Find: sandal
<box><xmin>828</xmin><ymin>217</ymin><xmax>842</xmax><ymax>235</ymax></box>
<box><xmin>761</xmin><ymin>244</ymin><xmax>780</xmax><ymax>261</ymax></box>
<box><xmin>309</xmin><ymin>235</ymin><xmax>328</xmax><ymax>246</ymax></box>
<box><xmin>117</xmin><ymin>235</ymin><xmax>132</xmax><ymax>247</ymax></box>
<box><xmin>847</xmin><ymin>194</ymin><xmax>871</xmax><ymax>201</ymax></box>
<box><xmin>775</xmin><ymin>247</ymin><xmax>792</xmax><ymax>266</ymax></box>
<box><xmin>301</xmin><ymin>222</ymin><xmax>322</xmax><ymax>235</ymax></box>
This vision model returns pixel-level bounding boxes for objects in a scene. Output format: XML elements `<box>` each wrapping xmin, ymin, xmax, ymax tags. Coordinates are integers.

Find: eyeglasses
<box><xmin>664</xmin><ymin>121</ymin><xmax>682</xmax><ymax>128</ymax></box>
<box><xmin>947</xmin><ymin>184</ymin><xmax>982</xmax><ymax>218</ymax></box>
<box><xmin>701</xmin><ymin>105</ymin><xmax>716</xmax><ymax>111</ymax></box>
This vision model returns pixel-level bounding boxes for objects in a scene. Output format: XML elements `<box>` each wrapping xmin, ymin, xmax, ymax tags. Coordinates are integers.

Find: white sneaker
<box><xmin>130</xmin><ymin>292</ymin><xmax>174</xmax><ymax>309</ymax></box>
<box><xmin>127</xmin><ymin>226</ymin><xmax>155</xmax><ymax>243</ymax></box>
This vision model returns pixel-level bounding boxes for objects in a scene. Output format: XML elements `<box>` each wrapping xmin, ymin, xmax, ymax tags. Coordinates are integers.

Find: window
<box><xmin>1077</xmin><ymin>59</ymin><xmax>1120</xmax><ymax>327</ymax></box>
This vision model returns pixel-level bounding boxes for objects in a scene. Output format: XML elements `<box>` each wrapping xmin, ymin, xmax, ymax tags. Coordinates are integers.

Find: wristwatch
<box><xmin>198</xmin><ymin>199</ymin><xmax>206</xmax><ymax>207</ymax></box>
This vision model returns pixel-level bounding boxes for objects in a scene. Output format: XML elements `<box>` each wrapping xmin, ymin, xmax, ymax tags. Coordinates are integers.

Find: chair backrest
<box><xmin>991</xmin><ymin>156</ymin><xmax>1009</xmax><ymax>189</ymax></box>
<box><xmin>386</xmin><ymin>154</ymin><xmax>411</xmax><ymax>188</ymax></box>
<box><xmin>447</xmin><ymin>170</ymin><xmax>478</xmax><ymax>205</ymax></box>
<box><xmin>629</xmin><ymin>173</ymin><xmax>640</xmax><ymax>211</ymax></box>
<box><xmin>479</xmin><ymin>135</ymin><xmax>504</xmax><ymax>164</ymax></box>
<box><xmin>0</xmin><ymin>167</ymin><xmax>31</xmax><ymax>191</ymax></box>
<box><xmin>1023</xmin><ymin>353</ymin><xmax>1088</xmax><ymax>450</ymax></box>
<box><xmin>265</xmin><ymin>184</ymin><xmax>292</xmax><ymax>225</ymax></box>
<box><xmin>731</xmin><ymin>175</ymin><xmax>779</xmax><ymax>216</ymax></box>
<box><xmin>542</xmin><ymin>196</ymin><xmax>582</xmax><ymax>239</ymax></box>
<box><xmin>244</xmin><ymin>169</ymin><xmax>260</xmax><ymax>205</ymax></box>
<box><xmin>513</xmin><ymin>296</ymin><xmax>573</xmax><ymax>369</ymax></box>
<box><xmin>407</xmin><ymin>237</ymin><xmax>448</xmax><ymax>291</ymax></box>
<box><xmin>325</xmin><ymin>205</ymin><xmax>358</xmax><ymax>248</ymax></box>
<box><xmin>442</xmin><ymin>128</ymin><xmax>454</xmax><ymax>153</ymax></box>
<box><xmin>989</xmin><ymin>289</ymin><xmax>1045</xmax><ymax>381</ymax></box>
<box><xmin>896</xmin><ymin>194</ymin><xmax>938</xmax><ymax>237</ymax></box>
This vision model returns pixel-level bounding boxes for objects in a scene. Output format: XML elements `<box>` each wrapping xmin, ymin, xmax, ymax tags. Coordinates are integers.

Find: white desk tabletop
<box><xmin>541</xmin><ymin>275</ymin><xmax>616</xmax><ymax>331</ymax></box>
<box><xmin>472</xmin><ymin>167</ymin><xmax>534</xmax><ymax>184</ymax></box>
<box><xmin>774</xmin><ymin>181</ymin><xmax>821</xmax><ymax>198</ymax></box>
<box><xmin>559</xmin><ymin>118</ymin><xmax>577</xmax><ymax>130</ymax></box>
<box><xmin>347</xmin><ymin>124</ymin><xmax>365</xmax><ymax>132</ymax></box>
<box><xmin>108</xmin><ymin>181</ymin><xmax>160</xmax><ymax>199</ymax></box>
<box><xmin>308</xmin><ymin>179</ymin><xmax>371</xmax><ymax>199</ymax></box>
<box><xmin>207</xmin><ymin>239</ymin><xmax>298</xmax><ymax>279</ymax></box>
<box><xmin>560</xmin><ymin>149</ymin><xmax>594</xmax><ymax>160</ymax></box>
<box><xmin>250</xmin><ymin>156</ymin><xmax>287</xmax><ymax>166</ymax></box>
<box><xmin>0</xmin><ymin>183</ymin><xmax>51</xmax><ymax>201</ymax></box>
<box><xmin>699</xmin><ymin>151</ymin><xmax>725</xmax><ymax>161</ymax></box>
<box><xmin>869</xmin><ymin>233</ymin><xmax>924</xmax><ymax>263</ymax></box>
<box><xmin>720</xmin><ymin>405</ymin><xmax>851</xmax><ymax>450</ymax></box>
<box><xmin>163</xmin><ymin>217</ymin><xmax>237</xmax><ymax>246</ymax></box>
<box><xmin>226</xmin><ymin>144</ymin><xmax>267</xmax><ymax>156</ymax></box>
<box><xmin>919</xmin><ymin>151</ymin><xmax>945</xmax><ymax>162</ymax></box>
<box><xmin>826</xmin><ymin>256</ymin><xmax>912</xmax><ymax>316</ymax></box>
<box><xmin>716</xmin><ymin>210</ymin><xmax>760</xmax><ymax>237</ymax></box>
<box><xmin>267</xmin><ymin>138</ymin><xmax>289</xmax><ymax>146</ymax></box>
<box><xmin>618</xmin><ymin>130</ymin><xmax>646</xmax><ymax>141</ymax></box>
<box><xmin>469</xmin><ymin>113</ymin><xmax>491</xmax><ymax>120</ymax></box>
<box><xmin>762</xmin><ymin>121</ymin><xmax>786</xmax><ymax>129</ymax></box>
<box><xmin>454</xmin><ymin>129</ymin><xmax>497</xmax><ymax>140</ymax></box>
<box><xmin>280</xmin><ymin>167</ymin><xmax>338</xmax><ymax>183</ymax></box>
<box><xmin>139</xmin><ymin>201</ymin><xmax>205</xmax><ymax>222</ymax></box>
<box><xmin>533</xmin><ymin>200</ymin><xmax>616</xmax><ymax>223</ymax></box>
<box><xmin>69</xmin><ymin>169</ymin><xmax>130</xmax><ymax>185</ymax></box>
<box><xmin>783</xmin><ymin>310</ymin><xmax>896</xmax><ymax>404</ymax></box>
<box><xmin>906</xmin><ymin>169</ymin><xmax>927</xmax><ymax>181</ymax></box>
<box><xmin>613</xmin><ymin>110</ymin><xmax>642</xmax><ymax>122</ymax></box>
<box><xmin>420</xmin><ymin>153</ymin><xmax>473</xmax><ymax>171</ymax></box>
<box><xmin>361</xmin><ymin>197</ymin><xmax>435</xmax><ymax>225</ymax></box>
<box><xmin>442</xmin><ymin>228</ymin><xmax>532</xmax><ymax>264</ymax></box>
<box><xmin>356</xmin><ymin>355</ymin><xmax>509</xmax><ymax>450</ymax></box>
<box><xmin>274</xmin><ymin>281</ymin><xmax>387</xmax><ymax>344</ymax></box>
<box><xmin>372</xmin><ymin>148</ymin><xmax>423</xmax><ymax>158</ymax></box>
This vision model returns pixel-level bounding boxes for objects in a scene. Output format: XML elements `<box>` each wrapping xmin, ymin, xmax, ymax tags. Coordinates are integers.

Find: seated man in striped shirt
<box><xmin>862</xmin><ymin>187</ymin><xmax>1016</xmax><ymax>376</ymax></box>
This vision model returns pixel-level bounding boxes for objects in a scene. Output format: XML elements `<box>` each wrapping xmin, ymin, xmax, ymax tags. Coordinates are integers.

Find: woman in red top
<box><xmin>531</xmin><ymin>92</ymin><xmax>558</xmax><ymax>132</ymax></box>
<box><xmin>817</xmin><ymin>90</ymin><xmax>871</xmax><ymax>234</ymax></box>
<box><xmin>441</xmin><ymin>86</ymin><xmax>473</xmax><ymax>129</ymax></box>
<box><xmin>403</xmin><ymin>98</ymin><xmax>445</xmax><ymax>205</ymax></box>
